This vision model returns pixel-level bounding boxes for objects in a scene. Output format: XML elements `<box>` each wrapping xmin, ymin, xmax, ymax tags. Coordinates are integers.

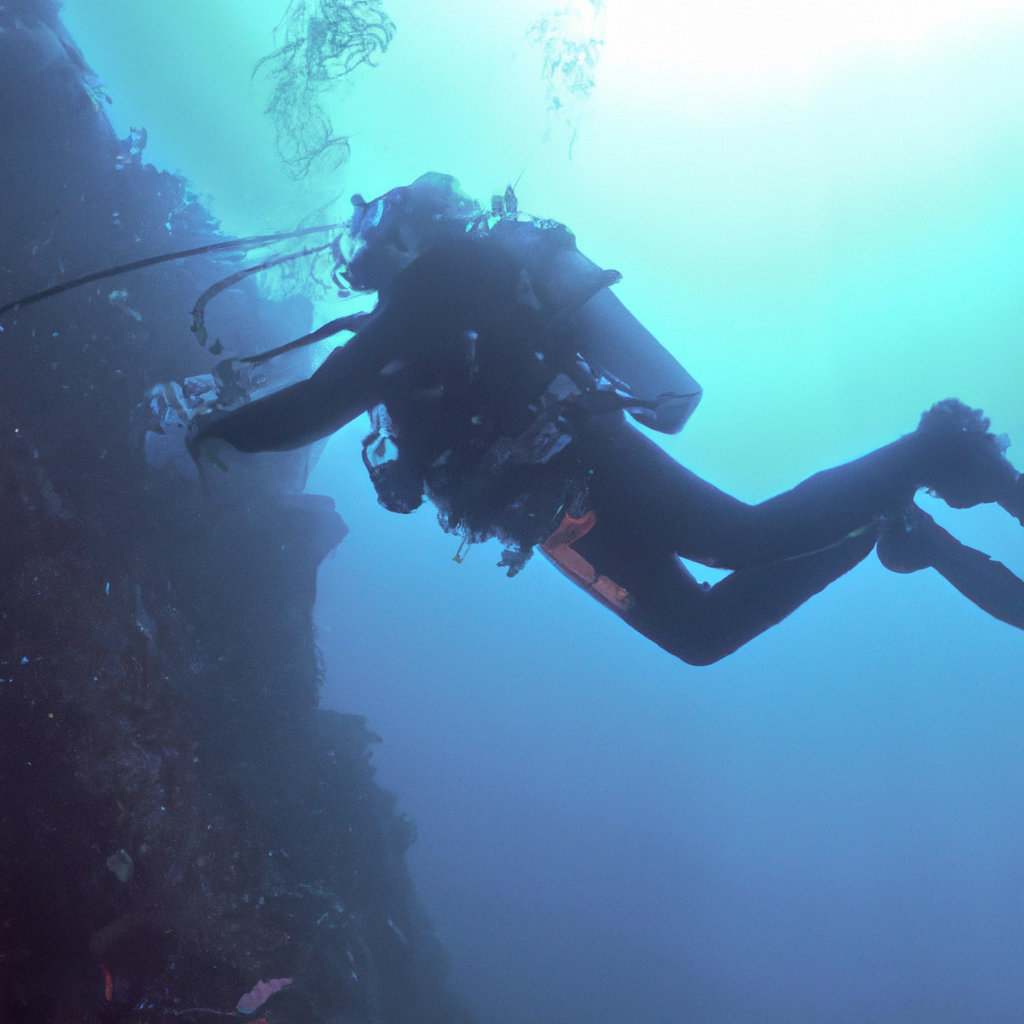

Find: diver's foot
<box><xmin>915</xmin><ymin>399</ymin><xmax>1021</xmax><ymax>515</ymax></box>
<box><xmin>1000</xmin><ymin>473</ymin><xmax>1024</xmax><ymax>527</ymax></box>
<box><xmin>876</xmin><ymin>503</ymin><xmax>947</xmax><ymax>574</ymax></box>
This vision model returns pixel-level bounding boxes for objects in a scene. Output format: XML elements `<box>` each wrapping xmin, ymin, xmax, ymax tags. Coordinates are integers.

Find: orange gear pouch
<box><xmin>540</xmin><ymin>511</ymin><xmax>633</xmax><ymax>615</ymax></box>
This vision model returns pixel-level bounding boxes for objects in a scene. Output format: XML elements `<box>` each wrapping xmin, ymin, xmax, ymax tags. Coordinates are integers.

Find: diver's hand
<box><xmin>185</xmin><ymin>408</ymin><xmax>232</xmax><ymax>461</ymax></box>
<box><xmin>187</xmin><ymin>408</ymin><xmax>225</xmax><ymax>447</ymax></box>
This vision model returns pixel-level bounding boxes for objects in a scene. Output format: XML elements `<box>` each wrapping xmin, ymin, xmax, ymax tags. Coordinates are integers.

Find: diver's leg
<box><xmin>878</xmin><ymin>503</ymin><xmax>1024</xmax><ymax>630</ymax></box>
<box><xmin>549</xmin><ymin>516</ymin><xmax>878</xmax><ymax>666</ymax></box>
<box><xmin>581</xmin><ymin>401</ymin><xmax>1022</xmax><ymax>571</ymax></box>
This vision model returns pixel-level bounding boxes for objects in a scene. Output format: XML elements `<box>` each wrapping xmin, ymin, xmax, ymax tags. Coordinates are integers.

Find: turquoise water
<box><xmin>61</xmin><ymin>3</ymin><xmax>1024</xmax><ymax>1021</ymax></box>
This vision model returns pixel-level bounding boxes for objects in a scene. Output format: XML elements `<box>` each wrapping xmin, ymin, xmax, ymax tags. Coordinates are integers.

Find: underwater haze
<box><xmin>61</xmin><ymin>1</ymin><xmax>1024</xmax><ymax>1021</ymax></box>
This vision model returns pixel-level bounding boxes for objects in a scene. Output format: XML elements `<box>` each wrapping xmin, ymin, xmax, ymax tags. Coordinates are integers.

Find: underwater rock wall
<box><xmin>0</xmin><ymin>2</ymin><xmax>470</xmax><ymax>1022</ymax></box>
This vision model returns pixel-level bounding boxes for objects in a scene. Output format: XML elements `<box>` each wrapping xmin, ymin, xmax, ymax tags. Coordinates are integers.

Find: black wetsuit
<box><xmin>196</xmin><ymin>224</ymin><xmax>1023</xmax><ymax>664</ymax></box>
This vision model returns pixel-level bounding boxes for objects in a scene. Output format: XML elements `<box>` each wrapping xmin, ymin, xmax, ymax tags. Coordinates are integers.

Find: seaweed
<box><xmin>528</xmin><ymin>0</ymin><xmax>605</xmax><ymax>156</ymax></box>
<box><xmin>255</xmin><ymin>0</ymin><xmax>396</xmax><ymax>179</ymax></box>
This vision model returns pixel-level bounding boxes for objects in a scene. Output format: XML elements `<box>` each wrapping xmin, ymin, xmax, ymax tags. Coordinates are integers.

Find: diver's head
<box><xmin>344</xmin><ymin>172</ymin><xmax>481</xmax><ymax>292</ymax></box>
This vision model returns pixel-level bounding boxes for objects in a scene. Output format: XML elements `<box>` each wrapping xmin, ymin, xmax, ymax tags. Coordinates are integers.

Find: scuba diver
<box><xmin>190</xmin><ymin>173</ymin><xmax>1024</xmax><ymax>665</ymax></box>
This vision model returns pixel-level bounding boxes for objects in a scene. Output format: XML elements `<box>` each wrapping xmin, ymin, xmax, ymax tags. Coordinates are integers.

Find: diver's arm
<box><xmin>572</xmin><ymin>287</ymin><xmax>702</xmax><ymax>435</ymax></box>
<box><xmin>193</xmin><ymin>318</ymin><xmax>393</xmax><ymax>453</ymax></box>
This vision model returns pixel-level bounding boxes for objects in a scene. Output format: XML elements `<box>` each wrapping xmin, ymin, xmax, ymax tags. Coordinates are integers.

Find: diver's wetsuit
<box><xmin>196</xmin><ymin>220</ymin><xmax>1023</xmax><ymax>665</ymax></box>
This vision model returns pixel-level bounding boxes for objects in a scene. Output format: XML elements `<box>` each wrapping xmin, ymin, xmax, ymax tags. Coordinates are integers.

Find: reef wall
<box><xmin>0</xmin><ymin>2</ymin><xmax>470</xmax><ymax>1021</ymax></box>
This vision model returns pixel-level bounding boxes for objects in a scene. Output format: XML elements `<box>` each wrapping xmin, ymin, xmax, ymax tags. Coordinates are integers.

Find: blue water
<box><xmin>61</xmin><ymin>2</ymin><xmax>1024</xmax><ymax>1021</ymax></box>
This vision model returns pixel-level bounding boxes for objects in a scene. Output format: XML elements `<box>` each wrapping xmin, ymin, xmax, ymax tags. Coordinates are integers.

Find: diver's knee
<box><xmin>623</xmin><ymin>587</ymin><xmax>737</xmax><ymax>665</ymax></box>
<box><xmin>675</xmin><ymin>642</ymin><xmax>730</xmax><ymax>667</ymax></box>
<box><xmin>640</xmin><ymin>618</ymin><xmax>734</xmax><ymax>666</ymax></box>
